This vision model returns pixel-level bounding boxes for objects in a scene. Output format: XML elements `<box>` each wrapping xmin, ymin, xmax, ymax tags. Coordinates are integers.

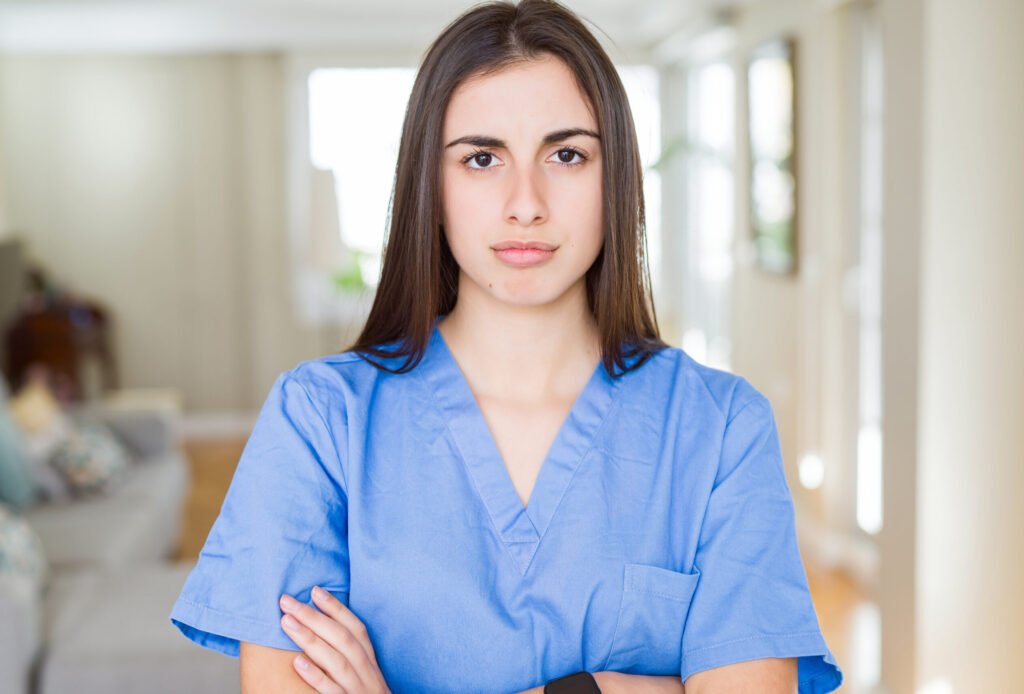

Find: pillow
<box><xmin>17</xmin><ymin>410</ymin><xmax>75</xmax><ymax>504</ymax></box>
<box><xmin>0</xmin><ymin>502</ymin><xmax>48</xmax><ymax>600</ymax></box>
<box><xmin>7</xmin><ymin>379</ymin><xmax>63</xmax><ymax>435</ymax></box>
<box><xmin>0</xmin><ymin>374</ymin><xmax>39</xmax><ymax>508</ymax></box>
<box><xmin>49</xmin><ymin>418</ymin><xmax>131</xmax><ymax>497</ymax></box>
<box><xmin>0</xmin><ymin>407</ymin><xmax>37</xmax><ymax>509</ymax></box>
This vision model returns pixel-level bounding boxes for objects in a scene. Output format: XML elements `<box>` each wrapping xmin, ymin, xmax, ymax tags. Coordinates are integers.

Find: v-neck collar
<box><xmin>415</xmin><ymin>317</ymin><xmax>621</xmax><ymax>576</ymax></box>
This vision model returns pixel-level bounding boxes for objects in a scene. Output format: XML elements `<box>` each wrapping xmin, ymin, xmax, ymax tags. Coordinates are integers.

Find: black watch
<box><xmin>543</xmin><ymin>671</ymin><xmax>602</xmax><ymax>693</ymax></box>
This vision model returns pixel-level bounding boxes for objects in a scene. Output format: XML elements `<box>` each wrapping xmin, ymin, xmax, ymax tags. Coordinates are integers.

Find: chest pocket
<box><xmin>603</xmin><ymin>563</ymin><xmax>701</xmax><ymax>673</ymax></box>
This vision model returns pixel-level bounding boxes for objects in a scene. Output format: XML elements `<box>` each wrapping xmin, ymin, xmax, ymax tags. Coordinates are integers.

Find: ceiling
<box><xmin>0</xmin><ymin>0</ymin><xmax>741</xmax><ymax>58</ymax></box>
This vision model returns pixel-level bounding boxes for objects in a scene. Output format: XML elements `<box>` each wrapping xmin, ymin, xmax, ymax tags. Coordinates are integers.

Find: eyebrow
<box><xmin>444</xmin><ymin>127</ymin><xmax>601</xmax><ymax>149</ymax></box>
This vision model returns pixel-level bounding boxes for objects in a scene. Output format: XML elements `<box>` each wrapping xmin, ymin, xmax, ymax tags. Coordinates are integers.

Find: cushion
<box><xmin>39</xmin><ymin>562</ymin><xmax>240</xmax><ymax>694</ymax></box>
<box><xmin>7</xmin><ymin>379</ymin><xmax>63</xmax><ymax>434</ymax></box>
<box><xmin>0</xmin><ymin>502</ymin><xmax>49</xmax><ymax>599</ymax></box>
<box><xmin>24</xmin><ymin>452</ymin><xmax>187</xmax><ymax>570</ymax></box>
<box><xmin>49</xmin><ymin>418</ymin><xmax>131</xmax><ymax>497</ymax></box>
<box><xmin>8</xmin><ymin>379</ymin><xmax>74</xmax><ymax>502</ymax></box>
<box><xmin>18</xmin><ymin>410</ymin><xmax>75</xmax><ymax>503</ymax></box>
<box><xmin>0</xmin><ymin>404</ymin><xmax>38</xmax><ymax>509</ymax></box>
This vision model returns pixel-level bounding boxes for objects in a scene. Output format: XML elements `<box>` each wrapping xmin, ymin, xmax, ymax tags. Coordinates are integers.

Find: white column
<box><xmin>916</xmin><ymin>0</ymin><xmax>1024</xmax><ymax>691</ymax></box>
<box><xmin>879</xmin><ymin>0</ymin><xmax>924</xmax><ymax>691</ymax></box>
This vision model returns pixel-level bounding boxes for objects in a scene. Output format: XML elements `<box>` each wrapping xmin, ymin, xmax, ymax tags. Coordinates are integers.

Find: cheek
<box><xmin>442</xmin><ymin>174</ymin><xmax>493</xmax><ymax>253</ymax></box>
<box><xmin>556</xmin><ymin>171</ymin><xmax>604</xmax><ymax>255</ymax></box>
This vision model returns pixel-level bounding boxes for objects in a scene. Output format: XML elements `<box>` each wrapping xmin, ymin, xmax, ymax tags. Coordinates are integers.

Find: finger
<box><xmin>310</xmin><ymin>587</ymin><xmax>380</xmax><ymax>667</ymax></box>
<box><xmin>292</xmin><ymin>652</ymin><xmax>347</xmax><ymax>694</ymax></box>
<box><xmin>280</xmin><ymin>611</ymin><xmax>371</xmax><ymax>693</ymax></box>
<box><xmin>280</xmin><ymin>593</ymin><xmax>378</xmax><ymax>675</ymax></box>
<box><xmin>281</xmin><ymin>591</ymin><xmax>386</xmax><ymax>690</ymax></box>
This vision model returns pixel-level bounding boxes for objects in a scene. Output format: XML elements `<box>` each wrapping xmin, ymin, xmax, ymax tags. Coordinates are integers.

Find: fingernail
<box><xmin>296</xmin><ymin>655</ymin><xmax>310</xmax><ymax>670</ymax></box>
<box><xmin>280</xmin><ymin>594</ymin><xmax>298</xmax><ymax>611</ymax></box>
<box><xmin>312</xmin><ymin>586</ymin><xmax>324</xmax><ymax>601</ymax></box>
<box><xmin>282</xmin><ymin>614</ymin><xmax>300</xmax><ymax>630</ymax></box>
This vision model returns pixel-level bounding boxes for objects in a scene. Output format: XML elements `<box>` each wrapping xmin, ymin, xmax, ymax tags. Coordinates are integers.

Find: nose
<box><xmin>502</xmin><ymin>165</ymin><xmax>548</xmax><ymax>227</ymax></box>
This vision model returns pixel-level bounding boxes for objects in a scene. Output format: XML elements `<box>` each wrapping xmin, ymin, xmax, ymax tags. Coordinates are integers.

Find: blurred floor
<box><xmin>173</xmin><ymin>437</ymin><xmax>869</xmax><ymax>690</ymax></box>
<box><xmin>806</xmin><ymin>565</ymin><xmax>872</xmax><ymax>691</ymax></box>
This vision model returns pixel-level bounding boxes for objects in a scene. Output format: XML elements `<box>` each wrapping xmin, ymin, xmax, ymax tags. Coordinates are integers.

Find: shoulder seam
<box><xmin>672</xmin><ymin>349</ymin><xmax>769</xmax><ymax>426</ymax></box>
<box><xmin>285</xmin><ymin>372</ymin><xmax>333</xmax><ymax>439</ymax></box>
<box><xmin>312</xmin><ymin>352</ymin><xmax>365</xmax><ymax>366</ymax></box>
<box><xmin>726</xmin><ymin>391</ymin><xmax>769</xmax><ymax>427</ymax></box>
<box><xmin>677</xmin><ymin>350</ymin><xmax>730</xmax><ymax>422</ymax></box>
<box><xmin>282</xmin><ymin>370</ymin><xmax>349</xmax><ymax>493</ymax></box>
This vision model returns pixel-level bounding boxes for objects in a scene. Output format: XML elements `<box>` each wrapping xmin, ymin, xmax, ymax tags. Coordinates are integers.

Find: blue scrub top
<box><xmin>170</xmin><ymin>319</ymin><xmax>843</xmax><ymax>693</ymax></box>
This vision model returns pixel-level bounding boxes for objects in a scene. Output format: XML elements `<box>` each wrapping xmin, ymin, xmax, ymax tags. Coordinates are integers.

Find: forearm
<box><xmin>517</xmin><ymin>671</ymin><xmax>685</xmax><ymax>693</ymax></box>
<box><xmin>596</xmin><ymin>672</ymin><xmax>686</xmax><ymax>693</ymax></box>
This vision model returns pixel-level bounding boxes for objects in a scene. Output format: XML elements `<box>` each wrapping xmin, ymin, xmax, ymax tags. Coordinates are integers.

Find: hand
<box><xmin>279</xmin><ymin>586</ymin><xmax>392</xmax><ymax>694</ymax></box>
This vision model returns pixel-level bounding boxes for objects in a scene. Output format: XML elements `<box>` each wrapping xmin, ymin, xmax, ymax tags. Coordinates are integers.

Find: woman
<box><xmin>170</xmin><ymin>1</ymin><xmax>843</xmax><ymax>692</ymax></box>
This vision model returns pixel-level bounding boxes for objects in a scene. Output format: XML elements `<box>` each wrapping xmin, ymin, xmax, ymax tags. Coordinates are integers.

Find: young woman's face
<box><xmin>441</xmin><ymin>54</ymin><xmax>603</xmax><ymax>308</ymax></box>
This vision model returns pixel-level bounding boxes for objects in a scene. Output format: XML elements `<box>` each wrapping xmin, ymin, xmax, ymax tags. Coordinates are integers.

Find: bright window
<box><xmin>308</xmin><ymin>67</ymin><xmax>416</xmax><ymax>289</ymax></box>
<box><xmin>856</xmin><ymin>7</ymin><xmax>884</xmax><ymax>537</ymax></box>
<box><xmin>302</xmin><ymin>64</ymin><xmax>661</xmax><ymax>310</ymax></box>
<box><xmin>682</xmin><ymin>61</ymin><xmax>735</xmax><ymax>371</ymax></box>
<box><xmin>617</xmin><ymin>65</ymin><xmax>662</xmax><ymax>291</ymax></box>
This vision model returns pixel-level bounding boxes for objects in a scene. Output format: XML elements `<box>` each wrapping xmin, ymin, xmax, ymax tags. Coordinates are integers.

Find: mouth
<box><xmin>491</xmin><ymin>240</ymin><xmax>558</xmax><ymax>251</ymax></box>
<box><xmin>491</xmin><ymin>241</ymin><xmax>558</xmax><ymax>268</ymax></box>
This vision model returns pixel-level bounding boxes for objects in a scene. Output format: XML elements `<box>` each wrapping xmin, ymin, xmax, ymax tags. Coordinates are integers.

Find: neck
<box><xmin>437</xmin><ymin>275</ymin><xmax>601</xmax><ymax>404</ymax></box>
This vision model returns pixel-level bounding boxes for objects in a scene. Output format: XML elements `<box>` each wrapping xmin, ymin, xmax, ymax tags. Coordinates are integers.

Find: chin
<box><xmin>487</xmin><ymin>279</ymin><xmax>578</xmax><ymax>308</ymax></box>
<box><xmin>457</xmin><ymin>259</ymin><xmax>587</xmax><ymax>307</ymax></box>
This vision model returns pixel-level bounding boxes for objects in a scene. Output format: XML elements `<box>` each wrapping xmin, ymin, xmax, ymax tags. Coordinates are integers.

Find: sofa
<box><xmin>0</xmin><ymin>393</ymin><xmax>240</xmax><ymax>694</ymax></box>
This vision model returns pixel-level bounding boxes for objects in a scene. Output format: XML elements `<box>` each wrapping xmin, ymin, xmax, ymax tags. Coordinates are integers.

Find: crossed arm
<box><xmin>242</xmin><ymin>644</ymin><xmax>796</xmax><ymax>693</ymax></box>
<box><xmin>518</xmin><ymin>659</ymin><xmax>797</xmax><ymax>694</ymax></box>
<box><xmin>239</xmin><ymin>587</ymin><xmax>798</xmax><ymax>693</ymax></box>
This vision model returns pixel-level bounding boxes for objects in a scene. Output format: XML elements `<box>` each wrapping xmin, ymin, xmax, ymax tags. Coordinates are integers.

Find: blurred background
<box><xmin>0</xmin><ymin>0</ymin><xmax>1020</xmax><ymax>692</ymax></box>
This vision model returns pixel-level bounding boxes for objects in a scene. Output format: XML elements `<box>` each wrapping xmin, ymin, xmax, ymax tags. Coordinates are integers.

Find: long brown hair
<box><xmin>346</xmin><ymin>0</ymin><xmax>668</xmax><ymax>377</ymax></box>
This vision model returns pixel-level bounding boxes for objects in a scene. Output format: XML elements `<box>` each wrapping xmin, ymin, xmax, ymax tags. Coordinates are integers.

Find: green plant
<box><xmin>331</xmin><ymin>249</ymin><xmax>371</xmax><ymax>293</ymax></box>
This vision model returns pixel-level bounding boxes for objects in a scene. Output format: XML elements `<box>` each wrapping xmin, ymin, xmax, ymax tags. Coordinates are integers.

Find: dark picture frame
<box><xmin>747</xmin><ymin>37</ymin><xmax>798</xmax><ymax>275</ymax></box>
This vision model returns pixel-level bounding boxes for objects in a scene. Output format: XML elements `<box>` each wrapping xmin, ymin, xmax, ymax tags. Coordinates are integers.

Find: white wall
<box><xmin>0</xmin><ymin>54</ymin><xmax>353</xmax><ymax>411</ymax></box>
<box><xmin>727</xmin><ymin>0</ymin><xmax>855</xmax><ymax>537</ymax></box>
<box><xmin>650</xmin><ymin>0</ymin><xmax>875</xmax><ymax>596</ymax></box>
<box><xmin>711</xmin><ymin>2</ymin><xmax>1024</xmax><ymax>691</ymax></box>
<box><xmin>916</xmin><ymin>0</ymin><xmax>1024</xmax><ymax>690</ymax></box>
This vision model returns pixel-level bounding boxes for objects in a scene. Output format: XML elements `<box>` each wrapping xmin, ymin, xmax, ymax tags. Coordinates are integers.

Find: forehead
<box><xmin>443</xmin><ymin>55</ymin><xmax>597</xmax><ymax>137</ymax></box>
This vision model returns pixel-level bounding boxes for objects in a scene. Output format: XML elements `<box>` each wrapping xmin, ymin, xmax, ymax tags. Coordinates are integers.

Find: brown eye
<box><xmin>553</xmin><ymin>148</ymin><xmax>586</xmax><ymax>166</ymax></box>
<box><xmin>463</xmin><ymin>151</ymin><xmax>497</xmax><ymax>170</ymax></box>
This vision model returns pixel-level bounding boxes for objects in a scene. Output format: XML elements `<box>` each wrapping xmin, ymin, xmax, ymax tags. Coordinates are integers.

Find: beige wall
<box><xmin>917</xmin><ymin>0</ymin><xmax>1024</xmax><ymax>690</ymax></box>
<box><xmin>0</xmin><ymin>122</ymin><xmax>9</xmax><ymax>239</ymax></box>
<box><xmin>0</xmin><ymin>53</ymin><xmax>352</xmax><ymax>411</ymax></box>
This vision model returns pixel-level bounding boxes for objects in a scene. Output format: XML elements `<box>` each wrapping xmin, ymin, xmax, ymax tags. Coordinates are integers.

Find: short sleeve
<box><xmin>680</xmin><ymin>388</ymin><xmax>843</xmax><ymax>693</ymax></box>
<box><xmin>169</xmin><ymin>367</ymin><xmax>350</xmax><ymax>658</ymax></box>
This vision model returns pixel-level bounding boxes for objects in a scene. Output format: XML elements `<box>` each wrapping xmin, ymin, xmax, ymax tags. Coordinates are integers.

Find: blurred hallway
<box><xmin>1</xmin><ymin>0</ymin><xmax>1021</xmax><ymax>692</ymax></box>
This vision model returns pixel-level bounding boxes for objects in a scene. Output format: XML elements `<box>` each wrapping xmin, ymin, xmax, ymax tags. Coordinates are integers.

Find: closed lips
<box><xmin>491</xmin><ymin>241</ymin><xmax>558</xmax><ymax>251</ymax></box>
<box><xmin>491</xmin><ymin>242</ymin><xmax>558</xmax><ymax>268</ymax></box>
